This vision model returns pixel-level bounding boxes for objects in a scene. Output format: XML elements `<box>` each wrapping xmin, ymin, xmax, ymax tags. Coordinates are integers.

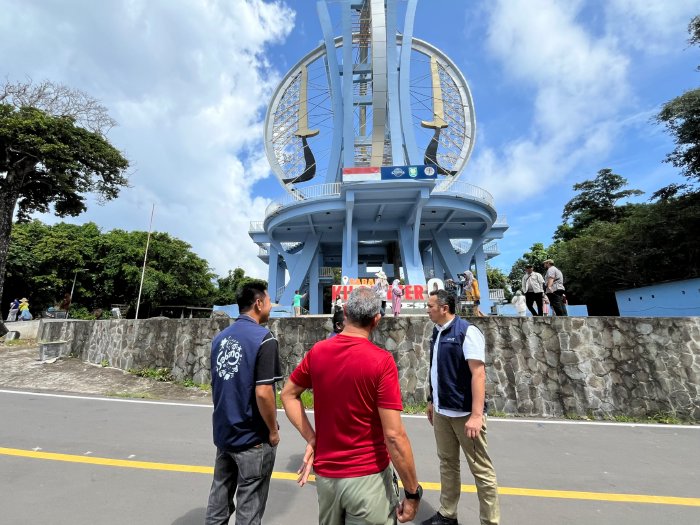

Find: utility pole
<box><xmin>135</xmin><ymin>203</ymin><xmax>155</xmax><ymax>320</ymax></box>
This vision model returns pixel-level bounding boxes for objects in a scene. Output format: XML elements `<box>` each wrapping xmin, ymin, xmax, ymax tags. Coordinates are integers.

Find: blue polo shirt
<box><xmin>210</xmin><ymin>315</ymin><xmax>282</xmax><ymax>451</ymax></box>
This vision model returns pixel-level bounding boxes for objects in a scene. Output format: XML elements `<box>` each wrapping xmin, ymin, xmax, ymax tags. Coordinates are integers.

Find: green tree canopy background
<box><xmin>3</xmin><ymin>220</ymin><xmax>259</xmax><ymax>318</ymax></box>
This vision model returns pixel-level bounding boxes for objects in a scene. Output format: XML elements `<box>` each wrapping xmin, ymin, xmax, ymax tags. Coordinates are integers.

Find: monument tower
<box><xmin>249</xmin><ymin>0</ymin><xmax>508</xmax><ymax>314</ymax></box>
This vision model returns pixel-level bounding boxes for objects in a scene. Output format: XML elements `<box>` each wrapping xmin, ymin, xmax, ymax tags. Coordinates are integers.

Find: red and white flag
<box><xmin>342</xmin><ymin>167</ymin><xmax>381</xmax><ymax>182</ymax></box>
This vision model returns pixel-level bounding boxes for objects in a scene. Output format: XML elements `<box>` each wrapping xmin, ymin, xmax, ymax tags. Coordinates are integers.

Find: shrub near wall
<box><xmin>39</xmin><ymin>316</ymin><xmax>700</xmax><ymax>420</ymax></box>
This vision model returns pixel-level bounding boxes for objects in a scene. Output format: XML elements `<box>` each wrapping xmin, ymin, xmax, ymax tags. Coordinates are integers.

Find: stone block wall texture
<box><xmin>38</xmin><ymin>316</ymin><xmax>700</xmax><ymax>419</ymax></box>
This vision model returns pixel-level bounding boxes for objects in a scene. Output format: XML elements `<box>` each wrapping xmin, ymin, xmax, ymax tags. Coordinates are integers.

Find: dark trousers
<box><xmin>205</xmin><ymin>443</ymin><xmax>277</xmax><ymax>525</ymax></box>
<box><xmin>547</xmin><ymin>291</ymin><xmax>568</xmax><ymax>317</ymax></box>
<box><xmin>525</xmin><ymin>292</ymin><xmax>543</xmax><ymax>316</ymax></box>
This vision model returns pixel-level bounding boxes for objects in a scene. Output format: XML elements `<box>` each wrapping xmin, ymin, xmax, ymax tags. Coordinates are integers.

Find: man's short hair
<box><xmin>237</xmin><ymin>281</ymin><xmax>268</xmax><ymax>313</ymax></box>
<box><xmin>430</xmin><ymin>289</ymin><xmax>456</xmax><ymax>314</ymax></box>
<box><xmin>525</xmin><ymin>264</ymin><xmax>533</xmax><ymax>269</ymax></box>
<box><xmin>344</xmin><ymin>287</ymin><xmax>381</xmax><ymax>327</ymax></box>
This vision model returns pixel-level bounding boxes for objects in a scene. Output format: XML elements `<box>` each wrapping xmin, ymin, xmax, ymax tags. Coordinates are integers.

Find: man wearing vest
<box><xmin>205</xmin><ymin>282</ymin><xmax>283</xmax><ymax>525</ymax></box>
<box><xmin>422</xmin><ymin>290</ymin><xmax>500</xmax><ymax>525</ymax></box>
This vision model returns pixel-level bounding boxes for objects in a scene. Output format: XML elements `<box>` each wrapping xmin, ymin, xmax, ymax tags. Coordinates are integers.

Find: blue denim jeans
<box><xmin>205</xmin><ymin>442</ymin><xmax>277</xmax><ymax>525</ymax></box>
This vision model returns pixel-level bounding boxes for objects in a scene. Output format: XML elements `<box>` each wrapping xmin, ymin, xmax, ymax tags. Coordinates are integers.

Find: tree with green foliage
<box><xmin>548</xmin><ymin>191</ymin><xmax>700</xmax><ymax>314</ymax></box>
<box><xmin>555</xmin><ymin>169</ymin><xmax>643</xmax><ymax>241</ymax></box>
<box><xmin>3</xmin><ymin>221</ymin><xmax>220</xmax><ymax>317</ymax></box>
<box><xmin>508</xmin><ymin>243</ymin><xmax>551</xmax><ymax>293</ymax></box>
<box><xmin>213</xmin><ymin>268</ymin><xmax>266</xmax><ymax>306</ymax></box>
<box><xmin>486</xmin><ymin>266</ymin><xmax>513</xmax><ymax>302</ymax></box>
<box><xmin>654</xmin><ymin>15</ymin><xmax>700</xmax><ymax>198</ymax></box>
<box><xmin>0</xmin><ymin>80</ymin><xmax>129</xmax><ymax>334</ymax></box>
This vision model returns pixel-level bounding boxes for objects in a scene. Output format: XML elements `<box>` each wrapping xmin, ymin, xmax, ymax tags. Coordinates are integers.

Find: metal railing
<box><xmin>494</xmin><ymin>216</ymin><xmax>508</xmax><ymax>226</ymax></box>
<box><xmin>265</xmin><ymin>183</ymin><xmax>342</xmax><ymax>218</ymax></box>
<box><xmin>489</xmin><ymin>289</ymin><xmax>506</xmax><ymax>302</ymax></box>
<box><xmin>452</xmin><ymin>239</ymin><xmax>471</xmax><ymax>254</ymax></box>
<box><xmin>320</xmin><ymin>267</ymin><xmax>337</xmax><ymax>278</ymax></box>
<box><xmin>432</xmin><ymin>180</ymin><xmax>494</xmax><ymax>208</ymax></box>
<box><xmin>258</xmin><ymin>245</ymin><xmax>269</xmax><ymax>257</ymax></box>
<box><xmin>249</xmin><ymin>221</ymin><xmax>264</xmax><ymax>233</ymax></box>
<box><xmin>483</xmin><ymin>241</ymin><xmax>499</xmax><ymax>255</ymax></box>
<box><xmin>451</xmin><ymin>240</ymin><xmax>498</xmax><ymax>255</ymax></box>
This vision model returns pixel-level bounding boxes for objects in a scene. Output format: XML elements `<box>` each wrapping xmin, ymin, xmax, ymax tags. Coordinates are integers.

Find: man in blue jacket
<box><xmin>205</xmin><ymin>282</ymin><xmax>283</xmax><ymax>525</ymax></box>
<box><xmin>422</xmin><ymin>289</ymin><xmax>500</xmax><ymax>525</ymax></box>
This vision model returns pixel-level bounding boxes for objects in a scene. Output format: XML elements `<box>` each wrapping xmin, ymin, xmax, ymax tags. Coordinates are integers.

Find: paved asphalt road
<box><xmin>1</xmin><ymin>389</ymin><xmax>698</xmax><ymax>525</ymax></box>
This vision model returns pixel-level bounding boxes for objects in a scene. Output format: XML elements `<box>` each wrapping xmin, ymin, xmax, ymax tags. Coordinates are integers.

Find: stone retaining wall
<box><xmin>38</xmin><ymin>316</ymin><xmax>700</xmax><ymax>419</ymax></box>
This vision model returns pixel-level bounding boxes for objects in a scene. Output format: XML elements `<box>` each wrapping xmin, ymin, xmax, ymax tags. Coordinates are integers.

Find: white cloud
<box><xmin>466</xmin><ymin>0</ymin><xmax>699</xmax><ymax>207</ymax></box>
<box><xmin>1</xmin><ymin>0</ymin><xmax>296</xmax><ymax>278</ymax></box>
<box><xmin>468</xmin><ymin>0</ymin><xmax>630</xmax><ymax>202</ymax></box>
<box><xmin>604</xmin><ymin>0</ymin><xmax>698</xmax><ymax>54</ymax></box>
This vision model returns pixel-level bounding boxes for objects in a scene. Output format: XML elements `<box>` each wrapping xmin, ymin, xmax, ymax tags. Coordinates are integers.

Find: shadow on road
<box><xmin>172</xmin><ymin>507</ymin><xmax>205</xmax><ymax>525</ymax></box>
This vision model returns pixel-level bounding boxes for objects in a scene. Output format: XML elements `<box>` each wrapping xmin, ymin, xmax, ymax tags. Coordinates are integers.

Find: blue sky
<box><xmin>1</xmin><ymin>0</ymin><xmax>698</xmax><ymax>278</ymax></box>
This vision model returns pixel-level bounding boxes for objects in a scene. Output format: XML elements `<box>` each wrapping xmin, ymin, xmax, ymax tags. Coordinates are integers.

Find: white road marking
<box><xmin>1</xmin><ymin>388</ymin><xmax>696</xmax><ymax>430</ymax></box>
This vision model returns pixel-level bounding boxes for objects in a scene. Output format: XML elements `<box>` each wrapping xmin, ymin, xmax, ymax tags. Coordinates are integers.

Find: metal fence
<box><xmin>432</xmin><ymin>180</ymin><xmax>494</xmax><ymax>208</ymax></box>
<box><xmin>265</xmin><ymin>183</ymin><xmax>342</xmax><ymax>218</ymax></box>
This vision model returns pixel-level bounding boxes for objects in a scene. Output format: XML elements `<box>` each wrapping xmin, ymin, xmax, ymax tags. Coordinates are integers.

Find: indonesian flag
<box><xmin>342</xmin><ymin>167</ymin><xmax>381</xmax><ymax>182</ymax></box>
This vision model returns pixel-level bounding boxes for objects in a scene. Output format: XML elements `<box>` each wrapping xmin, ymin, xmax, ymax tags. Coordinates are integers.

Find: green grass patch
<box><xmin>1</xmin><ymin>338</ymin><xmax>37</xmax><ymax>348</ymax></box>
<box><xmin>128</xmin><ymin>367</ymin><xmax>174</xmax><ymax>382</ymax></box>
<box><xmin>402</xmin><ymin>402</ymin><xmax>428</xmax><ymax>415</ymax></box>
<box><xmin>178</xmin><ymin>378</ymin><xmax>212</xmax><ymax>392</ymax></box>
<box><xmin>106</xmin><ymin>391</ymin><xmax>156</xmax><ymax>399</ymax></box>
<box><xmin>609</xmin><ymin>412</ymin><xmax>686</xmax><ymax>425</ymax></box>
<box><xmin>276</xmin><ymin>390</ymin><xmax>314</xmax><ymax>409</ymax></box>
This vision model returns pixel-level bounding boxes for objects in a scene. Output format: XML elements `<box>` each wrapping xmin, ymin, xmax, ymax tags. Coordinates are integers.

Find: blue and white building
<box><xmin>249</xmin><ymin>0</ymin><xmax>507</xmax><ymax>314</ymax></box>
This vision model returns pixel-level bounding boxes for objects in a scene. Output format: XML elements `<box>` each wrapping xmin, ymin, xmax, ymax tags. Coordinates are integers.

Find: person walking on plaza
<box><xmin>511</xmin><ymin>290</ymin><xmax>527</xmax><ymax>317</ymax></box>
<box><xmin>543</xmin><ymin>259</ymin><xmax>567</xmax><ymax>317</ymax></box>
<box><xmin>391</xmin><ymin>278</ymin><xmax>403</xmax><ymax>317</ymax></box>
<box><xmin>18</xmin><ymin>298</ymin><xmax>32</xmax><ymax>321</ymax></box>
<box><xmin>373</xmin><ymin>270</ymin><xmax>389</xmax><ymax>316</ymax></box>
<box><xmin>463</xmin><ymin>270</ymin><xmax>485</xmax><ymax>317</ymax></box>
<box><xmin>521</xmin><ymin>264</ymin><xmax>545</xmax><ymax>316</ymax></box>
<box><xmin>282</xmin><ymin>287</ymin><xmax>422</xmax><ymax>524</ymax></box>
<box><xmin>423</xmin><ymin>289</ymin><xmax>500</xmax><ymax>525</ymax></box>
<box><xmin>205</xmin><ymin>282</ymin><xmax>283</xmax><ymax>525</ymax></box>
<box><xmin>6</xmin><ymin>298</ymin><xmax>20</xmax><ymax>322</ymax></box>
<box><xmin>293</xmin><ymin>289</ymin><xmax>306</xmax><ymax>317</ymax></box>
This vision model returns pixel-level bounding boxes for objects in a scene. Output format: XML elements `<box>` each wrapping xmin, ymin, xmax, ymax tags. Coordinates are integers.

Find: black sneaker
<box><xmin>421</xmin><ymin>512</ymin><xmax>458</xmax><ymax>525</ymax></box>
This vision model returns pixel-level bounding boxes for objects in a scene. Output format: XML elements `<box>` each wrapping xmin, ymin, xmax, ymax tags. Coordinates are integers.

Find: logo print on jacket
<box><xmin>216</xmin><ymin>337</ymin><xmax>242</xmax><ymax>380</ymax></box>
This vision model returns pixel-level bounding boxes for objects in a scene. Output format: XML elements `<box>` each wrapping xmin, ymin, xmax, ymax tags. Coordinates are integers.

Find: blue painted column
<box><xmin>473</xmin><ymin>243</ymin><xmax>492</xmax><ymax>313</ymax></box>
<box><xmin>342</xmin><ymin>191</ymin><xmax>358</xmax><ymax>278</ymax></box>
<box><xmin>308</xmin><ymin>251</ymin><xmax>321</xmax><ymax>314</ymax></box>
<box><xmin>266</xmin><ymin>246</ymin><xmax>280</xmax><ymax>300</ymax></box>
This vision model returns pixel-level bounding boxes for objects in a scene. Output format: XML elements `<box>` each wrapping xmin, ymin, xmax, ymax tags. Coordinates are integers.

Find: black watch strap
<box><xmin>404</xmin><ymin>483</ymin><xmax>423</xmax><ymax>500</ymax></box>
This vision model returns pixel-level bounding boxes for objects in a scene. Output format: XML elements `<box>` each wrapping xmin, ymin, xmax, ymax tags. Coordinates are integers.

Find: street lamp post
<box><xmin>69</xmin><ymin>268</ymin><xmax>87</xmax><ymax>318</ymax></box>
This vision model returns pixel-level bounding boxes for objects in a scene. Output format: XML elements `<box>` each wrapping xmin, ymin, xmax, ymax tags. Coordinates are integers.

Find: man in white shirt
<box><xmin>521</xmin><ymin>264</ymin><xmax>545</xmax><ymax>316</ymax></box>
<box><xmin>422</xmin><ymin>289</ymin><xmax>500</xmax><ymax>525</ymax></box>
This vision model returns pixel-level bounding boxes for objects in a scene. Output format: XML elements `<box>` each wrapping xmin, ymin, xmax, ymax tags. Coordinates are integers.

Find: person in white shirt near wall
<box><xmin>422</xmin><ymin>289</ymin><xmax>500</xmax><ymax>525</ymax></box>
<box><xmin>521</xmin><ymin>264</ymin><xmax>545</xmax><ymax>316</ymax></box>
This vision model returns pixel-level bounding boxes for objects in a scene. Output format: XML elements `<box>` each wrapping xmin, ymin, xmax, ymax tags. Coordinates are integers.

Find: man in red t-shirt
<box><xmin>281</xmin><ymin>286</ymin><xmax>422</xmax><ymax>524</ymax></box>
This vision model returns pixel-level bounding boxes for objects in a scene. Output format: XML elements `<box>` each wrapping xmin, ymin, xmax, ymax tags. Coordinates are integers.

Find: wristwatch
<box><xmin>404</xmin><ymin>484</ymin><xmax>423</xmax><ymax>500</ymax></box>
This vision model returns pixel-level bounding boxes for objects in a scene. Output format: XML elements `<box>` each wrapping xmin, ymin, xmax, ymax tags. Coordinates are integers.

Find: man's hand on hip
<box><xmin>465</xmin><ymin>413</ymin><xmax>483</xmax><ymax>439</ymax></box>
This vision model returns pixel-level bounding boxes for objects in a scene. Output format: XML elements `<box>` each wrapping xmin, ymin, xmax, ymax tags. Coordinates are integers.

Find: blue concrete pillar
<box><xmin>309</xmin><ymin>251</ymin><xmax>321</xmax><ymax>314</ymax></box>
<box><xmin>473</xmin><ymin>243</ymin><xmax>492</xmax><ymax>313</ymax></box>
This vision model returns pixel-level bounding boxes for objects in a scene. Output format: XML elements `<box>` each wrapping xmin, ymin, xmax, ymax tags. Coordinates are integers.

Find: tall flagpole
<box><xmin>135</xmin><ymin>203</ymin><xmax>155</xmax><ymax>319</ymax></box>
